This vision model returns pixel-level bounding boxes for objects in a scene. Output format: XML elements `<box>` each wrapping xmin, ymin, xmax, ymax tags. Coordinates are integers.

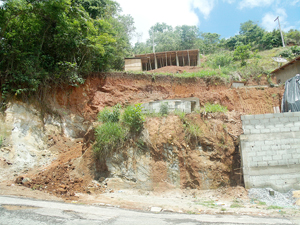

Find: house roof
<box><xmin>271</xmin><ymin>55</ymin><xmax>300</xmax><ymax>74</ymax></box>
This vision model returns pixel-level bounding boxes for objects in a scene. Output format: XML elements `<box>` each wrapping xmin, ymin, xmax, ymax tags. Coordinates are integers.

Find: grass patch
<box><xmin>230</xmin><ymin>203</ymin><xmax>243</xmax><ymax>208</ymax></box>
<box><xmin>221</xmin><ymin>207</ymin><xmax>226</xmax><ymax>211</ymax></box>
<box><xmin>93</xmin><ymin>104</ymin><xmax>145</xmax><ymax>159</ymax></box>
<box><xmin>203</xmin><ymin>103</ymin><xmax>228</xmax><ymax>113</ymax></box>
<box><xmin>267</xmin><ymin>205</ymin><xmax>283</xmax><ymax>210</ymax></box>
<box><xmin>195</xmin><ymin>200</ymin><xmax>216</xmax><ymax>208</ymax></box>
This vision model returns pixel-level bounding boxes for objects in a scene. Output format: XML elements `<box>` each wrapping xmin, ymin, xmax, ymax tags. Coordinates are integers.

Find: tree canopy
<box><xmin>0</xmin><ymin>0</ymin><xmax>135</xmax><ymax>102</ymax></box>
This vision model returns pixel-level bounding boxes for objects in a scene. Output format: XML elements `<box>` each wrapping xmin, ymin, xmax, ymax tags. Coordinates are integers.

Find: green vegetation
<box><xmin>159</xmin><ymin>102</ymin><xmax>169</xmax><ymax>116</ymax></box>
<box><xmin>221</xmin><ymin>207</ymin><xmax>227</xmax><ymax>212</ymax></box>
<box><xmin>195</xmin><ymin>200</ymin><xmax>216</xmax><ymax>208</ymax></box>
<box><xmin>267</xmin><ymin>205</ymin><xmax>284</xmax><ymax>210</ymax></box>
<box><xmin>203</xmin><ymin>103</ymin><xmax>228</xmax><ymax>113</ymax></box>
<box><xmin>230</xmin><ymin>203</ymin><xmax>243</xmax><ymax>208</ymax></box>
<box><xmin>93</xmin><ymin>104</ymin><xmax>144</xmax><ymax>158</ymax></box>
<box><xmin>0</xmin><ymin>136</ymin><xmax>3</xmax><ymax>148</ymax></box>
<box><xmin>122</xmin><ymin>104</ymin><xmax>145</xmax><ymax>132</ymax></box>
<box><xmin>0</xmin><ymin>0</ymin><xmax>135</xmax><ymax>105</ymax></box>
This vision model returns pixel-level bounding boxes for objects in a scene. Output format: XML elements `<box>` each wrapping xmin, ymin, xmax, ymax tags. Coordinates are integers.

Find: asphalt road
<box><xmin>0</xmin><ymin>195</ymin><xmax>296</xmax><ymax>225</ymax></box>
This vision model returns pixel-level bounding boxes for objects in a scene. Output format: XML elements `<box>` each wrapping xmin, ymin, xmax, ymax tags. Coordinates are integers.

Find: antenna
<box><xmin>272</xmin><ymin>57</ymin><xmax>288</xmax><ymax>63</ymax></box>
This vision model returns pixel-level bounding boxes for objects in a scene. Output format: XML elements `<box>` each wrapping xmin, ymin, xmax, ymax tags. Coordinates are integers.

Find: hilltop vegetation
<box><xmin>0</xmin><ymin>0</ymin><xmax>300</xmax><ymax>106</ymax></box>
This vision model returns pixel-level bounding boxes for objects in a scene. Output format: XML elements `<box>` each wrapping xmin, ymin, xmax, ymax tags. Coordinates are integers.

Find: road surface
<box><xmin>0</xmin><ymin>195</ymin><xmax>296</xmax><ymax>225</ymax></box>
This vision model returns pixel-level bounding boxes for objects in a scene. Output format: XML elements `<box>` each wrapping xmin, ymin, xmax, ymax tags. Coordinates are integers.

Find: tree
<box><xmin>233</xmin><ymin>44</ymin><xmax>251</xmax><ymax>66</ymax></box>
<box><xmin>239</xmin><ymin>20</ymin><xmax>265</xmax><ymax>48</ymax></box>
<box><xmin>175</xmin><ymin>25</ymin><xmax>199</xmax><ymax>50</ymax></box>
<box><xmin>0</xmin><ymin>0</ymin><xmax>132</xmax><ymax>100</ymax></box>
<box><xmin>199</xmin><ymin>32</ymin><xmax>220</xmax><ymax>54</ymax></box>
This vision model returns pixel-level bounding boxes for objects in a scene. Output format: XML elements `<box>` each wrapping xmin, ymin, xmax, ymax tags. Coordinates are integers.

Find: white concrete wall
<box><xmin>240</xmin><ymin>112</ymin><xmax>300</xmax><ymax>192</ymax></box>
<box><xmin>142</xmin><ymin>100</ymin><xmax>192</xmax><ymax>114</ymax></box>
<box><xmin>275</xmin><ymin>61</ymin><xmax>300</xmax><ymax>84</ymax></box>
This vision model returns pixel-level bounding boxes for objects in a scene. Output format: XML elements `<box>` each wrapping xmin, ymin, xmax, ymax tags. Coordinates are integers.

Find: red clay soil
<box><xmin>13</xmin><ymin>72</ymin><xmax>283</xmax><ymax>199</ymax></box>
<box><xmin>52</xmin><ymin>73</ymin><xmax>284</xmax><ymax>121</ymax></box>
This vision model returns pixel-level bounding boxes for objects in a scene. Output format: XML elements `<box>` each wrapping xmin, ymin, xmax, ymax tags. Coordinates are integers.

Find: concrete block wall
<box><xmin>240</xmin><ymin>112</ymin><xmax>300</xmax><ymax>192</ymax></box>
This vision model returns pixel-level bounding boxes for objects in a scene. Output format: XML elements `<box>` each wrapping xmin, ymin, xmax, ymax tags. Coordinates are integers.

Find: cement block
<box><xmin>269</xmin><ymin>127</ymin><xmax>281</xmax><ymax>132</ymax></box>
<box><xmin>294</xmin><ymin>122</ymin><xmax>300</xmax><ymax>127</ymax></box>
<box><xmin>244</xmin><ymin>125</ymin><xmax>255</xmax><ymax>130</ymax></box>
<box><xmin>253</xmin><ymin>156</ymin><xmax>263</xmax><ymax>162</ymax></box>
<box><xmin>275</xmin><ymin>123</ymin><xmax>285</xmax><ymax>128</ymax></box>
<box><xmin>270</xmin><ymin>118</ymin><xmax>280</xmax><ymax>123</ymax></box>
<box><xmin>264</xmin><ymin>113</ymin><xmax>274</xmax><ymax>119</ymax></box>
<box><xmin>293</xmin><ymin>112</ymin><xmax>300</xmax><ymax>117</ymax></box>
<box><xmin>243</xmin><ymin>115</ymin><xmax>255</xmax><ymax>120</ymax></box>
<box><xmin>257</xmin><ymin>151</ymin><xmax>267</xmax><ymax>156</ymax></box>
<box><xmin>281</xmin><ymin>127</ymin><xmax>291</xmax><ymax>132</ymax></box>
<box><xmin>289</xmin><ymin>117</ymin><xmax>299</xmax><ymax>122</ymax></box>
<box><xmin>260</xmin><ymin>129</ymin><xmax>271</xmax><ymax>134</ymax></box>
<box><xmin>284</xmin><ymin>122</ymin><xmax>295</xmax><ymax>127</ymax></box>
<box><xmin>251</xmin><ymin>129</ymin><xmax>260</xmax><ymax>134</ymax></box>
<box><xmin>273</xmin><ymin>155</ymin><xmax>282</xmax><ymax>160</ymax></box>
<box><xmin>265</xmin><ymin>124</ymin><xmax>275</xmax><ymax>129</ymax></box>
<box><xmin>261</xmin><ymin>145</ymin><xmax>270</xmax><ymax>151</ymax></box>
<box><xmin>279</xmin><ymin>117</ymin><xmax>289</xmax><ymax>123</ymax></box>
<box><xmin>282</xmin><ymin>154</ymin><xmax>292</xmax><ymax>159</ymax></box>
<box><xmin>250</xmin><ymin>119</ymin><xmax>261</xmax><ymax>125</ymax></box>
<box><xmin>255</xmin><ymin>125</ymin><xmax>265</xmax><ymax>129</ymax></box>
<box><xmin>243</xmin><ymin>129</ymin><xmax>251</xmax><ymax>134</ymax></box>
<box><xmin>254</xmin><ymin>114</ymin><xmax>265</xmax><ymax>119</ymax></box>
<box><xmin>243</xmin><ymin>120</ymin><xmax>250</xmax><ymax>125</ymax></box>
<box><xmin>282</xmin><ymin>112</ymin><xmax>295</xmax><ymax>117</ymax></box>
<box><xmin>257</xmin><ymin>161</ymin><xmax>268</xmax><ymax>167</ymax></box>
<box><xmin>268</xmin><ymin>160</ymin><xmax>279</xmax><ymax>166</ymax></box>
<box><xmin>263</xmin><ymin>156</ymin><xmax>272</xmax><ymax>161</ymax></box>
<box><xmin>271</xmin><ymin>145</ymin><xmax>280</xmax><ymax>150</ymax></box>
<box><xmin>254</xmin><ymin>140</ymin><xmax>264</xmax><ymax>146</ymax></box>
<box><xmin>264</xmin><ymin>140</ymin><xmax>274</xmax><ymax>145</ymax></box>
<box><xmin>289</xmin><ymin>159</ymin><xmax>299</xmax><ymax>164</ymax></box>
<box><xmin>291</xmin><ymin>127</ymin><xmax>300</xmax><ymax>132</ymax></box>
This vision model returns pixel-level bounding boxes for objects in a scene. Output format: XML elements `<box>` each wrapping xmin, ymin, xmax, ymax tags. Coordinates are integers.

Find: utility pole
<box><xmin>152</xmin><ymin>31</ymin><xmax>157</xmax><ymax>69</ymax></box>
<box><xmin>274</xmin><ymin>16</ymin><xmax>285</xmax><ymax>48</ymax></box>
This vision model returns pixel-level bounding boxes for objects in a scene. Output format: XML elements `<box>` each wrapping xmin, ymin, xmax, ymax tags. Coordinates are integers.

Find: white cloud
<box><xmin>290</xmin><ymin>0</ymin><xmax>300</xmax><ymax>5</ymax></box>
<box><xmin>116</xmin><ymin>0</ymin><xmax>199</xmax><ymax>43</ymax></box>
<box><xmin>238</xmin><ymin>0</ymin><xmax>276</xmax><ymax>9</ymax></box>
<box><xmin>191</xmin><ymin>0</ymin><xmax>216</xmax><ymax>20</ymax></box>
<box><xmin>261</xmin><ymin>8</ymin><xmax>290</xmax><ymax>32</ymax></box>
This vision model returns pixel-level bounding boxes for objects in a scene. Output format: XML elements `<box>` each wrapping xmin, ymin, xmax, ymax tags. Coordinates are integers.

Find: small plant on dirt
<box><xmin>196</xmin><ymin>200</ymin><xmax>216</xmax><ymax>208</ymax></box>
<box><xmin>221</xmin><ymin>207</ymin><xmax>226</xmax><ymax>211</ymax></box>
<box><xmin>230</xmin><ymin>203</ymin><xmax>243</xmax><ymax>208</ymax></box>
<box><xmin>159</xmin><ymin>102</ymin><xmax>169</xmax><ymax>116</ymax></box>
<box><xmin>0</xmin><ymin>136</ymin><xmax>2</xmax><ymax>148</ymax></box>
<box><xmin>98</xmin><ymin>104</ymin><xmax>121</xmax><ymax>123</ymax></box>
<box><xmin>203</xmin><ymin>103</ymin><xmax>228</xmax><ymax>113</ymax></box>
<box><xmin>267</xmin><ymin>205</ymin><xmax>283</xmax><ymax>210</ymax></box>
<box><xmin>258</xmin><ymin>201</ymin><xmax>266</xmax><ymax>205</ymax></box>
<box><xmin>174</xmin><ymin>110</ymin><xmax>186</xmax><ymax>120</ymax></box>
<box><xmin>93</xmin><ymin>122</ymin><xmax>127</xmax><ymax>158</ymax></box>
<box><xmin>122</xmin><ymin>104</ymin><xmax>145</xmax><ymax>133</ymax></box>
<box><xmin>94</xmin><ymin>103</ymin><xmax>145</xmax><ymax>159</ymax></box>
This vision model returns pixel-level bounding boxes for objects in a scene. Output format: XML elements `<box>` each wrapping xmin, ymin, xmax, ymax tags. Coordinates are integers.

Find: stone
<box><xmin>150</xmin><ymin>207</ymin><xmax>162</xmax><ymax>213</ymax></box>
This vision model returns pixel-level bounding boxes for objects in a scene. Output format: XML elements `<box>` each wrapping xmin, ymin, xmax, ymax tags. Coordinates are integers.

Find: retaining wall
<box><xmin>240</xmin><ymin>112</ymin><xmax>300</xmax><ymax>192</ymax></box>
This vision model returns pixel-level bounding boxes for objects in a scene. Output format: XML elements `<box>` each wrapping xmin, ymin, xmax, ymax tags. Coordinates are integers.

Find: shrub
<box><xmin>122</xmin><ymin>104</ymin><xmax>144</xmax><ymax>133</ymax></box>
<box><xmin>93</xmin><ymin>122</ymin><xmax>127</xmax><ymax>158</ymax></box>
<box><xmin>210</xmin><ymin>53</ymin><xmax>233</xmax><ymax>69</ymax></box>
<box><xmin>204</xmin><ymin>103</ymin><xmax>228</xmax><ymax>113</ymax></box>
<box><xmin>159</xmin><ymin>102</ymin><xmax>169</xmax><ymax>115</ymax></box>
<box><xmin>98</xmin><ymin>104</ymin><xmax>121</xmax><ymax>123</ymax></box>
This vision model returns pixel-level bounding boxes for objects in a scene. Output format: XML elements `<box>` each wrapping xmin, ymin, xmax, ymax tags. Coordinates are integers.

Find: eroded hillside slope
<box><xmin>0</xmin><ymin>73</ymin><xmax>284</xmax><ymax>200</ymax></box>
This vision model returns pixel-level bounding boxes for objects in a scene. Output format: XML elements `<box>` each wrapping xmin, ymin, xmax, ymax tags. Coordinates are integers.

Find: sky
<box><xmin>115</xmin><ymin>0</ymin><xmax>300</xmax><ymax>43</ymax></box>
